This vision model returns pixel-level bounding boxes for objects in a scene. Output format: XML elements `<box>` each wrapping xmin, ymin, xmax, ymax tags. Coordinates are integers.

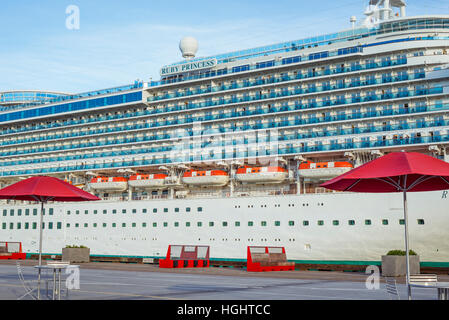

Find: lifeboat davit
<box><xmin>89</xmin><ymin>176</ymin><xmax>128</xmax><ymax>191</ymax></box>
<box><xmin>128</xmin><ymin>174</ymin><xmax>167</xmax><ymax>189</ymax></box>
<box><xmin>298</xmin><ymin>161</ymin><xmax>353</xmax><ymax>179</ymax></box>
<box><xmin>182</xmin><ymin>170</ymin><xmax>229</xmax><ymax>186</ymax></box>
<box><xmin>235</xmin><ymin>166</ymin><xmax>288</xmax><ymax>183</ymax></box>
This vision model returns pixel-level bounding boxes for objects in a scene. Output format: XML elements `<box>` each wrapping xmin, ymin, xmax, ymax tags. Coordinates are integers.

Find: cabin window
<box><xmin>49</xmin><ymin>208</ymin><xmax>54</xmax><ymax>215</ymax></box>
<box><xmin>2</xmin><ymin>210</ymin><xmax>6</xmax><ymax>216</ymax></box>
<box><xmin>142</xmin><ymin>209</ymin><xmax>147</xmax><ymax>213</ymax></box>
<box><xmin>209</xmin><ymin>222</ymin><xmax>214</xmax><ymax>227</ymax></box>
<box><xmin>10</xmin><ymin>209</ymin><xmax>14</xmax><ymax>216</ymax></box>
<box><xmin>303</xmin><ymin>220</ymin><xmax>309</xmax><ymax>226</ymax></box>
<box><xmin>399</xmin><ymin>219</ymin><xmax>405</xmax><ymax>225</ymax></box>
<box><xmin>18</xmin><ymin>209</ymin><xmax>22</xmax><ymax>216</ymax></box>
<box><xmin>122</xmin><ymin>209</ymin><xmax>126</xmax><ymax>214</ymax></box>
<box><xmin>25</xmin><ymin>222</ymin><xmax>30</xmax><ymax>229</ymax></box>
<box><xmin>103</xmin><ymin>223</ymin><xmax>107</xmax><ymax>227</ymax></box>
<box><xmin>174</xmin><ymin>222</ymin><xmax>179</xmax><ymax>227</ymax></box>
<box><xmin>382</xmin><ymin>219</ymin><xmax>389</xmax><ymax>225</ymax></box>
<box><xmin>48</xmin><ymin>222</ymin><xmax>53</xmax><ymax>229</ymax></box>
<box><xmin>417</xmin><ymin>219</ymin><xmax>425</xmax><ymax>225</ymax></box>
<box><xmin>66</xmin><ymin>223</ymin><xmax>70</xmax><ymax>228</ymax></box>
<box><xmin>67</xmin><ymin>210</ymin><xmax>71</xmax><ymax>215</ymax></box>
<box><xmin>274</xmin><ymin>221</ymin><xmax>281</xmax><ymax>226</ymax></box>
<box><xmin>163</xmin><ymin>222</ymin><xmax>168</xmax><ymax>227</ymax></box>
<box><xmin>289</xmin><ymin>221</ymin><xmax>295</xmax><ymax>226</ymax></box>
<box><xmin>235</xmin><ymin>221</ymin><xmax>240</xmax><ymax>227</ymax></box>
<box><xmin>112</xmin><ymin>223</ymin><xmax>116</xmax><ymax>228</ymax></box>
<box><xmin>85</xmin><ymin>210</ymin><xmax>88</xmax><ymax>215</ymax></box>
<box><xmin>1</xmin><ymin>223</ymin><xmax>6</xmax><ymax>229</ymax></box>
<box><xmin>248</xmin><ymin>221</ymin><xmax>254</xmax><ymax>227</ymax></box>
<box><xmin>103</xmin><ymin>209</ymin><xmax>107</xmax><ymax>214</ymax></box>
<box><xmin>175</xmin><ymin>208</ymin><xmax>179</xmax><ymax>213</ymax></box>
<box><xmin>348</xmin><ymin>220</ymin><xmax>355</xmax><ymax>226</ymax></box>
<box><xmin>164</xmin><ymin>208</ymin><xmax>168</xmax><ymax>213</ymax></box>
<box><xmin>317</xmin><ymin>220</ymin><xmax>324</xmax><ymax>226</ymax></box>
<box><xmin>197</xmin><ymin>222</ymin><xmax>202</xmax><ymax>227</ymax></box>
<box><xmin>33</xmin><ymin>222</ymin><xmax>37</xmax><ymax>229</ymax></box>
<box><xmin>142</xmin><ymin>223</ymin><xmax>147</xmax><ymax>227</ymax></box>
<box><xmin>153</xmin><ymin>223</ymin><xmax>157</xmax><ymax>227</ymax></box>
<box><xmin>365</xmin><ymin>219</ymin><xmax>372</xmax><ymax>225</ymax></box>
<box><xmin>261</xmin><ymin>221</ymin><xmax>267</xmax><ymax>227</ymax></box>
<box><xmin>17</xmin><ymin>223</ymin><xmax>21</xmax><ymax>229</ymax></box>
<box><xmin>222</xmin><ymin>222</ymin><xmax>228</xmax><ymax>227</ymax></box>
<box><xmin>33</xmin><ymin>209</ymin><xmax>37</xmax><ymax>215</ymax></box>
<box><xmin>84</xmin><ymin>223</ymin><xmax>88</xmax><ymax>228</ymax></box>
<box><xmin>186</xmin><ymin>207</ymin><xmax>191</xmax><ymax>212</ymax></box>
<box><xmin>132</xmin><ymin>209</ymin><xmax>136</xmax><ymax>214</ymax></box>
<box><xmin>333</xmin><ymin>220</ymin><xmax>339</xmax><ymax>226</ymax></box>
<box><xmin>94</xmin><ymin>210</ymin><xmax>98</xmax><ymax>215</ymax></box>
<box><xmin>153</xmin><ymin>208</ymin><xmax>157</xmax><ymax>213</ymax></box>
<box><xmin>198</xmin><ymin>207</ymin><xmax>203</xmax><ymax>212</ymax></box>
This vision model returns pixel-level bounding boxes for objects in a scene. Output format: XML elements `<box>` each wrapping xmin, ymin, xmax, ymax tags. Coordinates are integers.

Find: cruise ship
<box><xmin>1</xmin><ymin>0</ymin><xmax>449</xmax><ymax>266</ymax></box>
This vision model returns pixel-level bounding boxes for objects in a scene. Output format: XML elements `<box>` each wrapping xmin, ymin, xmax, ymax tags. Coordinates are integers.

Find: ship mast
<box><xmin>363</xmin><ymin>0</ymin><xmax>407</xmax><ymax>27</ymax></box>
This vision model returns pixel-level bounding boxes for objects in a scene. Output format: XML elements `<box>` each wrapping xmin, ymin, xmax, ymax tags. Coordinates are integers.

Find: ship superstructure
<box><xmin>1</xmin><ymin>1</ymin><xmax>449</xmax><ymax>264</ymax></box>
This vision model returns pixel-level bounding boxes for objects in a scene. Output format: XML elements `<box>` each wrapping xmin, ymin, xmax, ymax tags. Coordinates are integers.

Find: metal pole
<box><xmin>37</xmin><ymin>201</ymin><xmax>44</xmax><ymax>300</ymax></box>
<box><xmin>403</xmin><ymin>190</ymin><xmax>412</xmax><ymax>300</ymax></box>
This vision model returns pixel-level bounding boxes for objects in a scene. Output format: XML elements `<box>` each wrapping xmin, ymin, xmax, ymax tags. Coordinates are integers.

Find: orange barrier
<box><xmin>0</xmin><ymin>242</ymin><xmax>26</xmax><ymax>260</ymax></box>
<box><xmin>159</xmin><ymin>245</ymin><xmax>210</xmax><ymax>268</ymax></box>
<box><xmin>246</xmin><ymin>246</ymin><xmax>295</xmax><ymax>272</ymax></box>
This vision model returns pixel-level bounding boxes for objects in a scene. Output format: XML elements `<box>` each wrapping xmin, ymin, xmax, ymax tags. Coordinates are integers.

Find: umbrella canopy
<box><xmin>320</xmin><ymin>151</ymin><xmax>449</xmax><ymax>300</ymax></box>
<box><xmin>0</xmin><ymin>176</ymin><xmax>100</xmax><ymax>299</ymax></box>
<box><xmin>0</xmin><ymin>176</ymin><xmax>100</xmax><ymax>202</ymax></box>
<box><xmin>321</xmin><ymin>152</ymin><xmax>449</xmax><ymax>192</ymax></box>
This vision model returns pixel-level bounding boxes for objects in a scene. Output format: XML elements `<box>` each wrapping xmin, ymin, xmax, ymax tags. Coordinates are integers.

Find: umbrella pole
<box><xmin>37</xmin><ymin>201</ymin><xmax>44</xmax><ymax>300</ymax></box>
<box><xmin>403</xmin><ymin>190</ymin><xmax>412</xmax><ymax>300</ymax></box>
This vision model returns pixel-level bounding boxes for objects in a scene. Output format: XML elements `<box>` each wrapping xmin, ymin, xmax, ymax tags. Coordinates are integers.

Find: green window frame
<box><xmin>122</xmin><ymin>209</ymin><xmax>126</xmax><ymax>214</ymax></box>
<box><xmin>175</xmin><ymin>208</ymin><xmax>179</xmax><ymax>213</ymax></box>
<box><xmin>333</xmin><ymin>220</ymin><xmax>339</xmax><ymax>226</ymax></box>
<box><xmin>303</xmin><ymin>220</ymin><xmax>309</xmax><ymax>226</ymax></box>
<box><xmin>142</xmin><ymin>222</ymin><xmax>147</xmax><ymax>227</ymax></box>
<box><xmin>2</xmin><ymin>223</ymin><xmax>6</xmax><ymax>229</ymax></box>
<box><xmin>186</xmin><ymin>222</ymin><xmax>190</xmax><ymax>227</ymax></box>
<box><xmin>197</xmin><ymin>222</ymin><xmax>202</xmax><ymax>227</ymax></box>
<box><xmin>209</xmin><ymin>221</ymin><xmax>214</xmax><ymax>227</ymax></box>
<box><xmin>274</xmin><ymin>221</ymin><xmax>280</xmax><ymax>226</ymax></box>
<box><xmin>84</xmin><ymin>210</ymin><xmax>88</xmax><ymax>215</ymax></box>
<box><xmin>153</xmin><ymin>222</ymin><xmax>157</xmax><ymax>227</ymax></box>
<box><xmin>235</xmin><ymin>221</ymin><xmax>240</xmax><ymax>227</ymax></box>
<box><xmin>317</xmin><ymin>220</ymin><xmax>324</xmax><ymax>226</ymax></box>
<box><xmin>25</xmin><ymin>222</ymin><xmax>29</xmax><ymax>229</ymax></box>
<box><xmin>382</xmin><ymin>219</ymin><xmax>389</xmax><ymax>225</ymax></box>
<box><xmin>248</xmin><ymin>221</ymin><xmax>254</xmax><ymax>227</ymax></box>
<box><xmin>163</xmin><ymin>208</ymin><xmax>168</xmax><ymax>213</ymax></box>
<box><xmin>142</xmin><ymin>208</ymin><xmax>147</xmax><ymax>214</ymax></box>
<box><xmin>132</xmin><ymin>209</ymin><xmax>136</xmax><ymax>214</ymax></box>
<box><xmin>57</xmin><ymin>222</ymin><xmax>62</xmax><ymax>229</ymax></box>
<box><xmin>122</xmin><ymin>223</ymin><xmax>126</xmax><ymax>227</ymax></box>
<box><xmin>261</xmin><ymin>221</ymin><xmax>267</xmax><ymax>227</ymax></box>
<box><xmin>153</xmin><ymin>208</ymin><xmax>157</xmax><ymax>213</ymax></box>
<box><xmin>288</xmin><ymin>221</ymin><xmax>295</xmax><ymax>226</ymax></box>
<box><xmin>48</xmin><ymin>222</ymin><xmax>53</xmax><ymax>229</ymax></box>
<box><xmin>17</xmin><ymin>222</ymin><xmax>21</xmax><ymax>229</ymax></box>
<box><xmin>222</xmin><ymin>221</ymin><xmax>228</xmax><ymax>227</ymax></box>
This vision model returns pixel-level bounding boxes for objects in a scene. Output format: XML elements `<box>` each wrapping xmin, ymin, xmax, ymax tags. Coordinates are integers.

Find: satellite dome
<box><xmin>179</xmin><ymin>36</ymin><xmax>198</xmax><ymax>59</ymax></box>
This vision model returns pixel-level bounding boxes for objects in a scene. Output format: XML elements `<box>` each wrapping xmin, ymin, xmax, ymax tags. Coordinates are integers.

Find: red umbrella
<box><xmin>321</xmin><ymin>152</ymin><xmax>449</xmax><ymax>300</ymax></box>
<box><xmin>0</xmin><ymin>176</ymin><xmax>100</xmax><ymax>299</ymax></box>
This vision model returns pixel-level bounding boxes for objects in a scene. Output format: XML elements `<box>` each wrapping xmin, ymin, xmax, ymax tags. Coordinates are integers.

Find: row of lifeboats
<box><xmin>89</xmin><ymin>162</ymin><xmax>353</xmax><ymax>191</ymax></box>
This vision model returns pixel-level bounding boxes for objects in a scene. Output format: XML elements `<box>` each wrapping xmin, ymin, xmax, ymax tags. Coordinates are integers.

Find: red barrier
<box><xmin>0</xmin><ymin>242</ymin><xmax>26</xmax><ymax>260</ymax></box>
<box><xmin>159</xmin><ymin>245</ymin><xmax>210</xmax><ymax>268</ymax></box>
<box><xmin>247</xmin><ymin>246</ymin><xmax>295</xmax><ymax>272</ymax></box>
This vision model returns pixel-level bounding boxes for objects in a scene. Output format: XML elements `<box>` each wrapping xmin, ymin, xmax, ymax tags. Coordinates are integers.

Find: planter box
<box><xmin>381</xmin><ymin>255</ymin><xmax>420</xmax><ymax>277</ymax></box>
<box><xmin>62</xmin><ymin>248</ymin><xmax>90</xmax><ymax>263</ymax></box>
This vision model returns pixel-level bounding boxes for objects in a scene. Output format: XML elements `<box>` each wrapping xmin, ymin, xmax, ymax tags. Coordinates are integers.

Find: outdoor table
<box><xmin>34</xmin><ymin>264</ymin><xmax>79</xmax><ymax>300</ymax></box>
<box><xmin>409</xmin><ymin>282</ymin><xmax>449</xmax><ymax>300</ymax></box>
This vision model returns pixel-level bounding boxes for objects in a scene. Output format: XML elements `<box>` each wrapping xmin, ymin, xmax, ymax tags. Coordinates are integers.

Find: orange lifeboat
<box><xmin>235</xmin><ymin>166</ymin><xmax>288</xmax><ymax>183</ymax></box>
<box><xmin>298</xmin><ymin>161</ymin><xmax>353</xmax><ymax>179</ymax></box>
<box><xmin>128</xmin><ymin>174</ymin><xmax>167</xmax><ymax>189</ymax></box>
<box><xmin>89</xmin><ymin>176</ymin><xmax>128</xmax><ymax>191</ymax></box>
<box><xmin>182</xmin><ymin>170</ymin><xmax>229</xmax><ymax>186</ymax></box>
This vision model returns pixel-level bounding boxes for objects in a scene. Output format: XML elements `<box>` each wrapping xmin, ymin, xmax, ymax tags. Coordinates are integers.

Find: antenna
<box><xmin>350</xmin><ymin>16</ymin><xmax>357</xmax><ymax>29</ymax></box>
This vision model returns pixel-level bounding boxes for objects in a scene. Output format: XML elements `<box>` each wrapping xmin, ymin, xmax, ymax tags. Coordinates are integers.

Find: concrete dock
<box><xmin>0</xmin><ymin>260</ymin><xmax>447</xmax><ymax>300</ymax></box>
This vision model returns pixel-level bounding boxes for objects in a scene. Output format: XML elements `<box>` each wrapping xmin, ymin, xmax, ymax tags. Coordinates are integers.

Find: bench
<box><xmin>247</xmin><ymin>246</ymin><xmax>295</xmax><ymax>272</ymax></box>
<box><xmin>0</xmin><ymin>242</ymin><xmax>26</xmax><ymax>260</ymax></box>
<box><xmin>159</xmin><ymin>245</ymin><xmax>210</xmax><ymax>269</ymax></box>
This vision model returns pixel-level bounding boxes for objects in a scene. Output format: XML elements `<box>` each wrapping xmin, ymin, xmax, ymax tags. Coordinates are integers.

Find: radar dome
<box><xmin>179</xmin><ymin>36</ymin><xmax>198</xmax><ymax>59</ymax></box>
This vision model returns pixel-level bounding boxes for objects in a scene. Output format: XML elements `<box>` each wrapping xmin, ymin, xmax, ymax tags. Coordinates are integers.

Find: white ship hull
<box><xmin>1</xmin><ymin>190</ymin><xmax>448</xmax><ymax>264</ymax></box>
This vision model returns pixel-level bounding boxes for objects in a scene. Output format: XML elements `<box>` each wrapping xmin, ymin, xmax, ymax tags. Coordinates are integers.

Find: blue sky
<box><xmin>0</xmin><ymin>0</ymin><xmax>447</xmax><ymax>93</ymax></box>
